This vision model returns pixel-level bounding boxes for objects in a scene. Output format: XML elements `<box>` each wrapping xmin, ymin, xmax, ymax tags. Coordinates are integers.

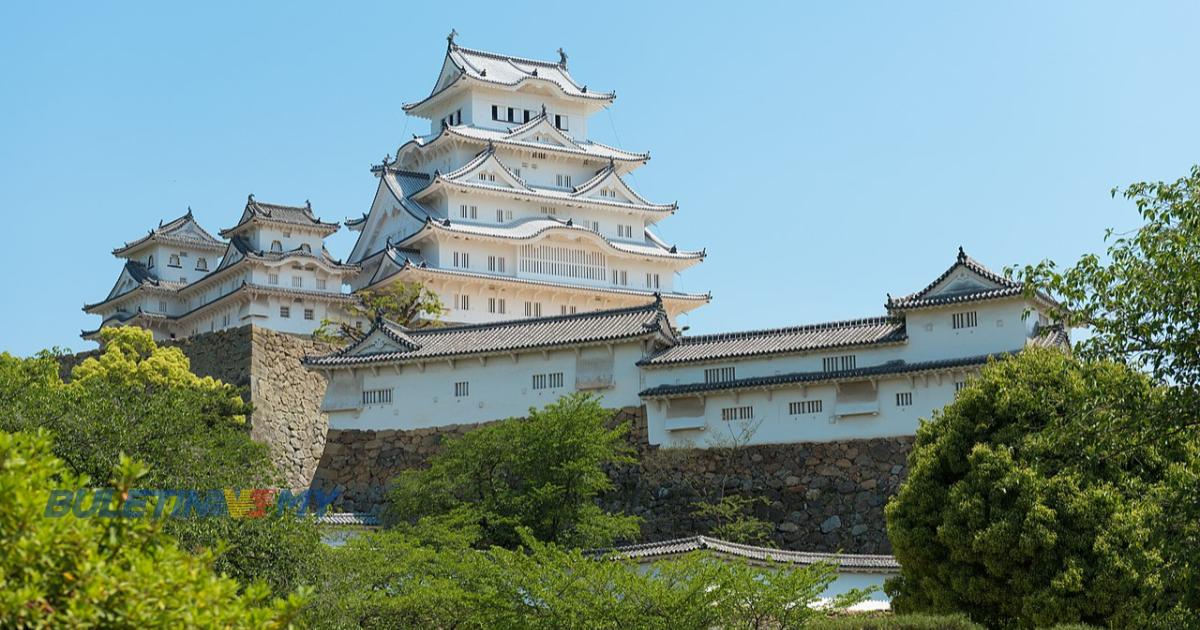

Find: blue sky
<box><xmin>2</xmin><ymin>2</ymin><xmax>1197</xmax><ymax>356</ymax></box>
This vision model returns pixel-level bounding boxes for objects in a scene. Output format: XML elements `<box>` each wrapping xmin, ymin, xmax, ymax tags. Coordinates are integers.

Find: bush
<box><xmin>0</xmin><ymin>429</ymin><xmax>304</xmax><ymax>626</ymax></box>
<box><xmin>807</xmin><ymin>613</ymin><xmax>984</xmax><ymax>630</ymax></box>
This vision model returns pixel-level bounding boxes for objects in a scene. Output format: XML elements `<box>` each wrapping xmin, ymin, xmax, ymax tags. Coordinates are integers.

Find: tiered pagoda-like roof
<box><xmin>404</xmin><ymin>34</ymin><xmax>614</xmax><ymax>117</ymax></box>
<box><xmin>219</xmin><ymin>195</ymin><xmax>340</xmax><ymax>238</ymax></box>
<box><xmin>885</xmin><ymin>247</ymin><xmax>1056</xmax><ymax>311</ymax></box>
<box><xmin>112</xmin><ymin>209</ymin><xmax>225</xmax><ymax>257</ymax></box>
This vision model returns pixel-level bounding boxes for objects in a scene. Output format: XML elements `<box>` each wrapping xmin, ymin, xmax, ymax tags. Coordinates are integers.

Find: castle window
<box><xmin>487</xmin><ymin>256</ymin><xmax>505</xmax><ymax>272</ymax></box>
<box><xmin>147</xmin><ymin>255</ymin><xmax>155</xmax><ymax>269</ymax></box>
<box><xmin>646</xmin><ymin>273</ymin><xmax>660</xmax><ymax>289</ymax></box>
<box><xmin>488</xmin><ymin>298</ymin><xmax>507</xmax><ymax>314</ymax></box>
<box><xmin>303</xmin><ymin>308</ymin><xmax>314</xmax><ymax>321</ymax></box>
<box><xmin>560</xmin><ymin>305</ymin><xmax>577</xmax><ymax>315</ymax></box>
<box><xmin>316</xmin><ymin>278</ymin><xmax>327</xmax><ymax>290</ymax></box>
<box><xmin>453</xmin><ymin>252</ymin><xmax>469</xmax><ymax>269</ymax></box>
<box><xmin>524</xmin><ymin>301</ymin><xmax>542</xmax><ymax>317</ymax></box>
<box><xmin>268</xmin><ymin>273</ymin><xmax>279</xmax><ymax>285</ymax></box>
<box><xmin>491</xmin><ymin>105</ymin><xmax>499</xmax><ymax>121</ymax></box>
<box><xmin>523</xmin><ymin>109</ymin><xmax>532</xmax><ymax>123</ymax></box>
<box><xmin>299</xmin><ymin>243</ymin><xmax>312</xmax><ymax>253</ymax></box>
<box><xmin>158</xmin><ymin>300</ymin><xmax>168</xmax><ymax>313</ymax></box>
<box><xmin>539</xmin><ymin>205</ymin><xmax>557</xmax><ymax>215</ymax></box>
<box><xmin>556</xmin><ymin>174</ymin><xmax>572</xmax><ymax>188</ymax></box>
<box><xmin>822</xmin><ymin>355</ymin><xmax>857</xmax><ymax>372</ymax></box>
<box><xmin>896</xmin><ymin>392</ymin><xmax>913</xmax><ymax>407</ymax></box>
<box><xmin>456</xmin><ymin>294</ymin><xmax>470</xmax><ymax>311</ymax></box>
<box><xmin>195</xmin><ymin>257</ymin><xmax>208</xmax><ymax>271</ymax></box>
<box><xmin>292</xmin><ymin>276</ymin><xmax>303</xmax><ymax>288</ymax></box>
<box><xmin>362</xmin><ymin>388</ymin><xmax>392</xmax><ymax>405</ymax></box>
<box><xmin>720</xmin><ymin>406</ymin><xmax>754</xmax><ymax>421</ymax></box>
<box><xmin>952</xmin><ymin>311</ymin><xmax>978</xmax><ymax>329</ymax></box>
<box><xmin>495</xmin><ymin>209</ymin><xmax>512</xmax><ymax>223</ymax></box>
<box><xmin>459</xmin><ymin>204</ymin><xmax>477</xmax><ymax>219</ymax></box>
<box><xmin>168</xmin><ymin>254</ymin><xmax>181</xmax><ymax>268</ymax></box>
<box><xmin>704</xmin><ymin>367</ymin><xmax>736</xmax><ymax>384</ymax></box>
<box><xmin>520</xmin><ymin>244</ymin><xmax>606</xmax><ymax>281</ymax></box>
<box><xmin>532</xmin><ymin>372</ymin><xmax>564</xmax><ymax>390</ymax></box>
<box><xmin>454</xmin><ymin>381</ymin><xmax>469</xmax><ymax>397</ymax></box>
<box><xmin>611</xmin><ymin>269</ymin><xmax>627</xmax><ymax>286</ymax></box>
<box><xmin>554</xmin><ymin>114</ymin><xmax>568</xmax><ymax>131</ymax></box>
<box><xmin>441</xmin><ymin>109</ymin><xmax>461</xmax><ymax>127</ymax></box>
<box><xmin>789</xmin><ymin>400</ymin><xmax>823</xmax><ymax>415</ymax></box>
<box><xmin>270</xmin><ymin>240</ymin><xmax>283</xmax><ymax>253</ymax></box>
<box><xmin>955</xmin><ymin>381</ymin><xmax>967</xmax><ymax>392</ymax></box>
<box><xmin>280</xmin><ymin>306</ymin><xmax>290</xmax><ymax>318</ymax></box>
<box><xmin>618</xmin><ymin>224</ymin><xmax>634</xmax><ymax>238</ymax></box>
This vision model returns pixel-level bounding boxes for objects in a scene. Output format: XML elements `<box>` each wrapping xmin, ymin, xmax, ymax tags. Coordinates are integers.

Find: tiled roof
<box><xmin>219</xmin><ymin>195</ymin><xmax>340</xmax><ymax>237</ymax></box>
<box><xmin>404</xmin><ymin>39</ymin><xmax>614</xmax><ymax>113</ymax></box>
<box><xmin>315</xmin><ymin>512</ymin><xmax>381</xmax><ymax>527</ymax></box>
<box><xmin>1029</xmin><ymin>323</ymin><xmax>1071</xmax><ymax>350</ymax></box>
<box><xmin>592</xmin><ymin>536</ymin><xmax>899</xmax><ymax>572</ymax></box>
<box><xmin>639</xmin><ymin>353</ymin><xmax>1004</xmax><ymax>398</ymax></box>
<box><xmin>640</xmin><ymin>317</ymin><xmax>906</xmax><ymax>367</ymax></box>
<box><xmin>398</xmin><ymin>121</ymin><xmax>648</xmax><ymax>164</ymax></box>
<box><xmin>399</xmin><ymin>216</ymin><xmax>704</xmax><ymax>261</ymax></box>
<box><xmin>112</xmin><ymin>209</ymin><xmax>226</xmax><ymax>256</ymax></box>
<box><xmin>886</xmin><ymin>248</ymin><xmax>1055</xmax><ymax>311</ymax></box>
<box><xmin>82</xmin><ymin>261</ymin><xmax>183</xmax><ymax>312</ymax></box>
<box><xmin>305</xmin><ymin>299</ymin><xmax>674</xmax><ymax>367</ymax></box>
<box><xmin>223</xmin><ymin>235</ymin><xmax>359</xmax><ymax>271</ymax></box>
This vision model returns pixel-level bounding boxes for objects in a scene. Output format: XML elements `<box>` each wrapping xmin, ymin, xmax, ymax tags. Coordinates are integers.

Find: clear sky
<box><xmin>2</xmin><ymin>2</ymin><xmax>1197</xmax><ymax>356</ymax></box>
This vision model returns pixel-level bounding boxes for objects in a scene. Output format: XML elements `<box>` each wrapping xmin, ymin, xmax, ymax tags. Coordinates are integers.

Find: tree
<box><xmin>885</xmin><ymin>349</ymin><xmax>1194</xmax><ymax>628</ymax></box>
<box><xmin>306</xmin><ymin>526</ymin><xmax>865</xmax><ymax>630</ymax></box>
<box><xmin>314</xmin><ymin>282</ymin><xmax>446</xmax><ymax>343</ymax></box>
<box><xmin>0</xmin><ymin>429</ymin><xmax>305</xmax><ymax>627</ymax></box>
<box><xmin>384</xmin><ymin>393</ymin><xmax>641</xmax><ymax>549</ymax></box>
<box><xmin>0</xmin><ymin>327</ymin><xmax>323</xmax><ymax>597</ymax></box>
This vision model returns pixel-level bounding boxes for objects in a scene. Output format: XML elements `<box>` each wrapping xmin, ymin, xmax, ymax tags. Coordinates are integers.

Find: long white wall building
<box><xmin>83</xmin><ymin>198</ymin><xmax>361</xmax><ymax>341</ymax></box>
<box><xmin>306</xmin><ymin>249</ymin><xmax>1067</xmax><ymax>447</ymax></box>
<box><xmin>344</xmin><ymin>33</ymin><xmax>708</xmax><ymax>324</ymax></box>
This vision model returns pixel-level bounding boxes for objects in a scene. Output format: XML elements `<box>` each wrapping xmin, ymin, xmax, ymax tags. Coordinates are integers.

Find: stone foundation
<box><xmin>311</xmin><ymin>407</ymin><xmax>911</xmax><ymax>554</ymax></box>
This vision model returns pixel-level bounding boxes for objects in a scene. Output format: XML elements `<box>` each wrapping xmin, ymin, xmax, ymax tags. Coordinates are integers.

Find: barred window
<box><xmin>955</xmin><ymin>381</ymin><xmax>967</xmax><ymax>392</ymax></box>
<box><xmin>896</xmin><ymin>392</ymin><xmax>913</xmax><ymax>406</ymax></box>
<box><xmin>520</xmin><ymin>244</ymin><xmax>606</xmax><ymax>281</ymax></box>
<box><xmin>822</xmin><ymin>355</ymin><xmax>857</xmax><ymax>372</ymax></box>
<box><xmin>303</xmin><ymin>308</ymin><xmax>314</xmax><ymax>321</ymax></box>
<box><xmin>952</xmin><ymin>311</ymin><xmax>978</xmax><ymax>329</ymax></box>
<box><xmin>362</xmin><ymin>388</ymin><xmax>392</xmax><ymax>405</ymax></box>
<box><xmin>788</xmin><ymin>400</ymin><xmax>823</xmax><ymax>415</ymax></box>
<box><xmin>720</xmin><ymin>406</ymin><xmax>754</xmax><ymax>421</ymax></box>
<box><xmin>704</xmin><ymin>367</ymin><xmax>736</xmax><ymax>383</ymax></box>
<box><xmin>532</xmin><ymin>372</ymin><xmax>564</xmax><ymax>390</ymax></box>
<box><xmin>279</xmin><ymin>306</ymin><xmax>290</xmax><ymax>318</ymax></box>
<box><xmin>454</xmin><ymin>381</ymin><xmax>469</xmax><ymax>397</ymax></box>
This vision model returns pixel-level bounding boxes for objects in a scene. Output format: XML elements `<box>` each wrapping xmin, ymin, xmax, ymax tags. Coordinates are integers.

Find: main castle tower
<box><xmin>346</xmin><ymin>32</ymin><xmax>708</xmax><ymax>323</ymax></box>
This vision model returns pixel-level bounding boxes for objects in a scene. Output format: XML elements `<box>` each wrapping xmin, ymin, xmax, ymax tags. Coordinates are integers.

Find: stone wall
<box><xmin>312</xmin><ymin>406</ymin><xmax>911</xmax><ymax>554</ymax></box>
<box><xmin>63</xmin><ymin>326</ymin><xmax>334</xmax><ymax>489</ymax></box>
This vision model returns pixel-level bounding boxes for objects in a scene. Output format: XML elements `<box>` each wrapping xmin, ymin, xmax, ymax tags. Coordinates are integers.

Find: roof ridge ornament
<box><xmin>247</xmin><ymin>193</ymin><xmax>255</xmax><ymax>205</ymax></box>
<box><xmin>957</xmin><ymin>245</ymin><xmax>967</xmax><ymax>263</ymax></box>
<box><xmin>557</xmin><ymin>47</ymin><xmax>567</xmax><ymax>68</ymax></box>
<box><xmin>446</xmin><ymin>29</ymin><xmax>458</xmax><ymax>50</ymax></box>
<box><xmin>541</xmin><ymin>103</ymin><xmax>547</xmax><ymax>116</ymax></box>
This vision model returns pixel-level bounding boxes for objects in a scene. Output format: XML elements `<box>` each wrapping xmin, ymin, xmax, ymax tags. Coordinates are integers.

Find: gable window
<box><xmin>168</xmin><ymin>254</ymin><xmax>181</xmax><ymax>268</ymax></box>
<box><xmin>362</xmin><ymin>388</ymin><xmax>392</xmax><ymax>405</ymax></box>
<box><xmin>896</xmin><ymin>392</ymin><xmax>913</xmax><ymax>406</ymax></box>
<box><xmin>441</xmin><ymin>108</ymin><xmax>461</xmax><ymax>127</ymax></box>
<box><xmin>280</xmin><ymin>306</ymin><xmax>290</xmax><ymax>318</ymax></box>
<box><xmin>720</xmin><ymin>406</ymin><xmax>754</xmax><ymax>421</ymax></box>
<box><xmin>270</xmin><ymin>240</ymin><xmax>283</xmax><ymax>253</ymax></box>
<box><xmin>554</xmin><ymin>114</ymin><xmax>568</xmax><ymax>131</ymax></box>
<box><xmin>822</xmin><ymin>355</ymin><xmax>857</xmax><ymax>372</ymax></box>
<box><xmin>299</xmin><ymin>243</ymin><xmax>312</xmax><ymax>253</ymax></box>
<box><xmin>454</xmin><ymin>381</ymin><xmax>469</xmax><ymax>397</ymax></box>
<box><xmin>491</xmin><ymin>105</ymin><xmax>499</xmax><ymax>121</ymax></box>
<box><xmin>147</xmin><ymin>255</ymin><xmax>155</xmax><ymax>269</ymax></box>
<box><xmin>460</xmin><ymin>204</ymin><xmax>478</xmax><ymax>219</ymax></box>
<box><xmin>303</xmin><ymin>308</ymin><xmax>314</xmax><ymax>321</ymax></box>
<box><xmin>704</xmin><ymin>367</ymin><xmax>736</xmax><ymax>383</ymax></box>
<box><xmin>195</xmin><ymin>257</ymin><xmax>208</xmax><ymax>271</ymax></box>
<box><xmin>477</xmin><ymin>173</ymin><xmax>496</xmax><ymax>183</ymax></box>
<box><xmin>618</xmin><ymin>224</ymin><xmax>634</xmax><ymax>238</ymax></box>
<box><xmin>952</xmin><ymin>311</ymin><xmax>978</xmax><ymax>329</ymax></box>
<box><xmin>789</xmin><ymin>400</ymin><xmax>823</xmax><ymax>415</ymax></box>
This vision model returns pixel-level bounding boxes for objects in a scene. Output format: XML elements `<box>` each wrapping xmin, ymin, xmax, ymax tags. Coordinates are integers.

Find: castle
<box><xmin>84</xmin><ymin>35</ymin><xmax>1066</xmax><ymax>453</ymax></box>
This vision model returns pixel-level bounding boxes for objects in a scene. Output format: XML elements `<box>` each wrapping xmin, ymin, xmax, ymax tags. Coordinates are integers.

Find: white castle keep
<box><xmin>84</xmin><ymin>36</ymin><xmax>1067</xmax><ymax>448</ymax></box>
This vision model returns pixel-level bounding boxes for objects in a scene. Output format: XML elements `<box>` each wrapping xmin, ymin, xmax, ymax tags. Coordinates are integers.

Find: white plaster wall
<box><xmin>324</xmin><ymin>341</ymin><xmax>646</xmax><ymax>431</ymax></box>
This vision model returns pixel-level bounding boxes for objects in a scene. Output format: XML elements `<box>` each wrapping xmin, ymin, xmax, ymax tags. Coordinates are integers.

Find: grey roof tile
<box><xmin>640</xmin><ymin>318</ymin><xmax>907</xmax><ymax>367</ymax></box>
<box><xmin>591</xmin><ymin>536</ymin><xmax>899</xmax><ymax>572</ymax></box>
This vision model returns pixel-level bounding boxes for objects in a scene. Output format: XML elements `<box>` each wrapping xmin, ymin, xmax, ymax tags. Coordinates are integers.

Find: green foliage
<box><xmin>314</xmin><ymin>281</ymin><xmax>446</xmax><ymax>343</ymax></box>
<box><xmin>692</xmin><ymin>494</ymin><xmax>775</xmax><ymax>545</ymax></box>
<box><xmin>885</xmin><ymin>349</ymin><xmax>1196</xmax><ymax>628</ymax></box>
<box><xmin>307</xmin><ymin>527</ymin><xmax>865</xmax><ymax>629</ymax></box>
<box><xmin>0</xmin><ymin>327</ymin><xmax>324</xmax><ymax>597</ymax></box>
<box><xmin>0</xmin><ymin>429</ymin><xmax>304</xmax><ymax>627</ymax></box>
<box><xmin>805</xmin><ymin>612</ymin><xmax>984</xmax><ymax>630</ymax></box>
<box><xmin>384</xmin><ymin>393</ymin><xmax>641</xmax><ymax>549</ymax></box>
